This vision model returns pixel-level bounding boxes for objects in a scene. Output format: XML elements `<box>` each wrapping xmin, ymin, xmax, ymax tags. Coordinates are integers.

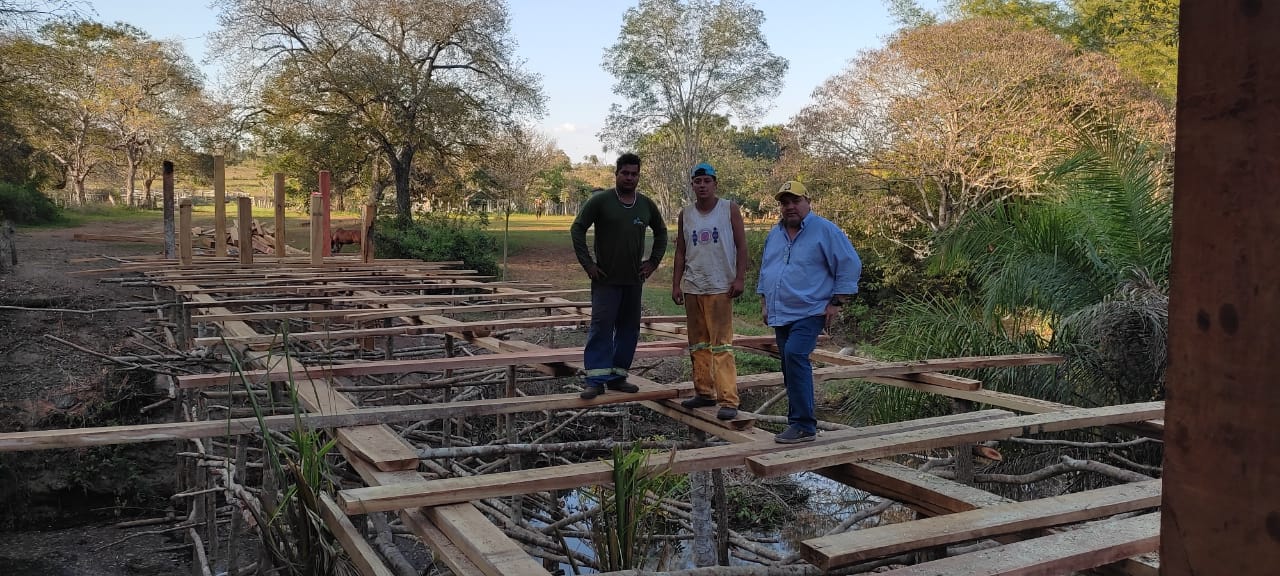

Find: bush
<box><xmin>0</xmin><ymin>182</ymin><xmax>62</xmax><ymax>224</ymax></box>
<box><xmin>374</xmin><ymin>214</ymin><xmax>500</xmax><ymax>277</ymax></box>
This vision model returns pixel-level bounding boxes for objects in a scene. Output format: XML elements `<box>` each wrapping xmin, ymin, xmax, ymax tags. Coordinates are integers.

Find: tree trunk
<box><xmin>689</xmin><ymin>428</ymin><xmax>715</xmax><ymax>567</ymax></box>
<box><xmin>126</xmin><ymin>161</ymin><xmax>139</xmax><ymax>208</ymax></box>
<box><xmin>391</xmin><ymin>147</ymin><xmax>415</xmax><ymax>221</ymax></box>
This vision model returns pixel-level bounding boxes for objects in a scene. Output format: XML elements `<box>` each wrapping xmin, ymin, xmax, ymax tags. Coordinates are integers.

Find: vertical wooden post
<box><xmin>163</xmin><ymin>161</ymin><xmax>175</xmax><ymax>259</ymax></box>
<box><xmin>506</xmin><ymin>364</ymin><xmax>522</xmax><ymax>524</ymax></box>
<box><xmin>950</xmin><ymin>398</ymin><xmax>975</xmax><ymax>485</ymax></box>
<box><xmin>237</xmin><ymin>197</ymin><xmax>253</xmax><ymax>267</ymax></box>
<box><xmin>361</xmin><ymin>203</ymin><xmax>376</xmax><ymax>263</ymax></box>
<box><xmin>309</xmin><ymin>193</ymin><xmax>324</xmax><ymax>266</ymax></box>
<box><xmin>179</xmin><ymin>199</ymin><xmax>193</xmax><ymax>266</ymax></box>
<box><xmin>1163</xmin><ymin>2</ymin><xmax>1280</xmax><ymax>575</ymax></box>
<box><xmin>319</xmin><ymin>170</ymin><xmax>331</xmax><ymax>256</ymax></box>
<box><xmin>213</xmin><ymin>155</ymin><xmax>227</xmax><ymax>257</ymax></box>
<box><xmin>273</xmin><ymin>172</ymin><xmax>286</xmax><ymax>258</ymax></box>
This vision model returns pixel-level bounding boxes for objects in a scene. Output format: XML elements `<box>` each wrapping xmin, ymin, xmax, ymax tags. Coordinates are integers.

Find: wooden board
<box><xmin>176</xmin><ymin>345</ymin><xmax>685</xmax><ymax>389</ymax></box>
<box><xmin>317</xmin><ymin>492</ymin><xmax>396</xmax><ymax>576</ymax></box>
<box><xmin>335</xmin><ymin>410</ymin><xmax>1016</xmax><ymax>514</ymax></box>
<box><xmin>745</xmin><ymin>402</ymin><xmax>1164</xmax><ymax>478</ymax></box>
<box><xmin>174</xmin><ymin>281</ymin><xmax>547</xmax><ymax>295</ymax></box>
<box><xmin>655</xmin><ymin>399</ymin><xmax>756</xmax><ymax>430</ymax></box>
<box><xmin>179</xmin><ymin>289</ymin><xmax>592</xmax><ymax>309</ymax></box>
<box><xmin>194</xmin><ymin>315</ymin><xmax>690</xmax><ymax>347</ymax></box>
<box><xmin>875</xmin><ymin>513</ymin><xmax>1160</xmax><ymax>576</ymax></box>
<box><xmin>802</xmin><ymin>480</ymin><xmax>1162</xmax><ymax>569</ymax></box>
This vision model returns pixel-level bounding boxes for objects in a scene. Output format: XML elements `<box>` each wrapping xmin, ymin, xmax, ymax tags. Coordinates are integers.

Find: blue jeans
<box><xmin>584</xmin><ymin>282</ymin><xmax>643</xmax><ymax>386</ymax></box>
<box><xmin>774</xmin><ymin>315</ymin><xmax>825</xmax><ymax>434</ymax></box>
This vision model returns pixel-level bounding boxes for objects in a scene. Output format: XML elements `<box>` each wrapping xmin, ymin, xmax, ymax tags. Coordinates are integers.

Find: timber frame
<box><xmin>34</xmin><ymin>205</ymin><xmax>1165</xmax><ymax>576</ymax></box>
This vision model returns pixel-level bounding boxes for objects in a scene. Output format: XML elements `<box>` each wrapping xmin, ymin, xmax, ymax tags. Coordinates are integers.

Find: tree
<box><xmin>601</xmin><ymin>0</ymin><xmax>787</xmax><ymax>213</ymax></box>
<box><xmin>481</xmin><ymin>125</ymin><xmax>558</xmax><ymax>279</ymax></box>
<box><xmin>951</xmin><ymin>0</ymin><xmax>1180</xmax><ymax>100</ymax></box>
<box><xmin>876</xmin><ymin>127</ymin><xmax>1171</xmax><ymax>413</ymax></box>
<box><xmin>97</xmin><ymin>32</ymin><xmax>202</xmax><ymax>205</ymax></box>
<box><xmin>791</xmin><ymin>18</ymin><xmax>1170</xmax><ymax>258</ymax></box>
<box><xmin>213</xmin><ymin>0</ymin><xmax>544</xmax><ymax>222</ymax></box>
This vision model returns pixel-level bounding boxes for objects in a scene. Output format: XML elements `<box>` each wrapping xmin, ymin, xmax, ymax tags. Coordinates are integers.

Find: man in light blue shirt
<box><xmin>757</xmin><ymin>181</ymin><xmax>862</xmax><ymax>443</ymax></box>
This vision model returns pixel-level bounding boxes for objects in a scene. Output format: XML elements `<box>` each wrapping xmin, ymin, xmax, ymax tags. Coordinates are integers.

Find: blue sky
<box><xmin>87</xmin><ymin>1</ymin><xmax>937</xmax><ymax>163</ymax></box>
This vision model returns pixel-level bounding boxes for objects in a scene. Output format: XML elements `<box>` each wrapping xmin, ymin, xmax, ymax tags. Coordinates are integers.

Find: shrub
<box><xmin>374</xmin><ymin>214</ymin><xmax>500</xmax><ymax>277</ymax></box>
<box><xmin>0</xmin><ymin>182</ymin><xmax>62</xmax><ymax>224</ymax></box>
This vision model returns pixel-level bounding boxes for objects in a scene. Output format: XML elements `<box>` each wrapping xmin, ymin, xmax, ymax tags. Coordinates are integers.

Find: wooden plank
<box><xmin>186</xmin><ymin>291</ymin><xmax>418</xmax><ymax>471</ymax></box>
<box><xmin>194</xmin><ymin>315</ymin><xmax>689</xmax><ymax>347</ymax></box>
<box><xmin>802</xmin><ymin>480</ymin><xmax>1162</xmax><ymax>570</ymax></box>
<box><xmin>340</xmin><ymin>449</ymin><xmax>511</xmax><ymax>576</ymax></box>
<box><xmin>190</xmin><ymin>300</ymin><xmax>594</xmax><ymax>323</ymax></box>
<box><xmin>0</xmin><ymin>384</ymin><xmax>689</xmax><ymax>451</ymax></box>
<box><xmin>336</xmin><ymin>410</ymin><xmax>1016</xmax><ymax>514</ymax></box>
<box><xmin>317</xmin><ymin>493</ymin><xmax>396</xmax><ymax>576</ymax></box>
<box><xmin>174</xmin><ymin>281</ymin><xmax>543</xmax><ymax>295</ymax></box>
<box><xmin>654</xmin><ymin>399</ymin><xmax>756</xmax><ymax>431</ymax></box>
<box><xmin>876</xmin><ymin>513</ymin><xmax>1160</xmax><ymax>576</ymax></box>
<box><xmin>176</xmin><ymin>345</ymin><xmax>684</xmax><ymax>389</ymax></box>
<box><xmin>745</xmin><ymin>402</ymin><xmax>1164</xmax><ymax>478</ymax></box>
<box><xmin>180</xmin><ymin>289</ymin><xmax>592</xmax><ymax>309</ymax></box>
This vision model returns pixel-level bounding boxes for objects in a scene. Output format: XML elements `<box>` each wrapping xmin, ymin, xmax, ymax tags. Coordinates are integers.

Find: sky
<box><xmin>86</xmin><ymin>0</ymin><xmax>938</xmax><ymax>163</ymax></box>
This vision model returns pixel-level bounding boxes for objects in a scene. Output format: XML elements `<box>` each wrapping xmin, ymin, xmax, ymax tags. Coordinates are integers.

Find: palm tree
<box><xmin>846</xmin><ymin>126</ymin><xmax>1172</xmax><ymax>424</ymax></box>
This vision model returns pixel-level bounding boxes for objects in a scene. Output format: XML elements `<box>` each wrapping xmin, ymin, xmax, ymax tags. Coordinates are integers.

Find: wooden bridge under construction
<box><xmin>0</xmin><ymin>194</ymin><xmax>1168</xmax><ymax>576</ymax></box>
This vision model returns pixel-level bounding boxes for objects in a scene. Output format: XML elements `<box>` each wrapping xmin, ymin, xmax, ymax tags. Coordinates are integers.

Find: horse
<box><xmin>330</xmin><ymin>228</ymin><xmax>361</xmax><ymax>253</ymax></box>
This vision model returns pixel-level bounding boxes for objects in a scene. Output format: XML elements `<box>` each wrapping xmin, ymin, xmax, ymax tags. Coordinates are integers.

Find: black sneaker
<box><xmin>681</xmin><ymin>396</ymin><xmax>717</xmax><ymax>409</ymax></box>
<box><xmin>716</xmin><ymin>406</ymin><xmax>739</xmax><ymax>420</ymax></box>
<box><xmin>580</xmin><ymin>385</ymin><xmax>605</xmax><ymax>400</ymax></box>
<box><xmin>606</xmin><ymin>378</ymin><xmax>639</xmax><ymax>393</ymax></box>
<box><xmin>774</xmin><ymin>426</ymin><xmax>816</xmax><ymax>444</ymax></box>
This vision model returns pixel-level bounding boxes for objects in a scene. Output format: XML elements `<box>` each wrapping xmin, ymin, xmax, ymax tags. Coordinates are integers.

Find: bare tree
<box><xmin>483</xmin><ymin>125</ymin><xmax>558</xmax><ymax>279</ymax></box>
<box><xmin>602</xmin><ymin>0</ymin><xmax>787</xmax><ymax>212</ymax></box>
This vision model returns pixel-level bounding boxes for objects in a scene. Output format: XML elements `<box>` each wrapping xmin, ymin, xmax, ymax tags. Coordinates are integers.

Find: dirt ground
<box><xmin>0</xmin><ymin>218</ymin><xmax>198</xmax><ymax>573</ymax></box>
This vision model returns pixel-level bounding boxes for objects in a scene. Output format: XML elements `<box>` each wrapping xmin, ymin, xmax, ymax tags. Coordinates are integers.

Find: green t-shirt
<box><xmin>571</xmin><ymin>188</ymin><xmax>668</xmax><ymax>285</ymax></box>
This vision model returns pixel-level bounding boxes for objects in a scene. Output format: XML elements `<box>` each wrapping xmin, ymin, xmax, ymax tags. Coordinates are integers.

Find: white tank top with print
<box><xmin>680</xmin><ymin>199</ymin><xmax>737</xmax><ymax>294</ymax></box>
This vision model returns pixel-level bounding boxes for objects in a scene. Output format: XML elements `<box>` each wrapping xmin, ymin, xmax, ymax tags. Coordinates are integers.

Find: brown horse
<box><xmin>330</xmin><ymin>228</ymin><xmax>361</xmax><ymax>253</ymax></box>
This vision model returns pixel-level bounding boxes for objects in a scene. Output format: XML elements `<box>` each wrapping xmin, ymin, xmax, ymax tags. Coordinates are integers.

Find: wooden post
<box><xmin>689</xmin><ymin>427</ymin><xmax>715</xmax><ymax>567</ymax></box>
<box><xmin>179</xmin><ymin>199</ymin><xmax>193</xmax><ymax>266</ymax></box>
<box><xmin>163</xmin><ymin>161</ymin><xmax>175</xmax><ymax>259</ymax></box>
<box><xmin>361</xmin><ymin>203</ymin><xmax>376</xmax><ymax>263</ymax></box>
<box><xmin>309</xmin><ymin>193</ymin><xmax>324</xmax><ymax>266</ymax></box>
<box><xmin>1163</xmin><ymin>2</ymin><xmax>1280</xmax><ymax>575</ymax></box>
<box><xmin>319</xmin><ymin>170</ymin><xmax>331</xmax><ymax>256</ymax></box>
<box><xmin>273</xmin><ymin>172</ymin><xmax>286</xmax><ymax>257</ymax></box>
<box><xmin>237</xmin><ymin>197</ymin><xmax>253</xmax><ymax>267</ymax></box>
<box><xmin>951</xmin><ymin>398</ymin><xmax>975</xmax><ymax>485</ymax></box>
<box><xmin>213</xmin><ymin>155</ymin><xmax>227</xmax><ymax>257</ymax></box>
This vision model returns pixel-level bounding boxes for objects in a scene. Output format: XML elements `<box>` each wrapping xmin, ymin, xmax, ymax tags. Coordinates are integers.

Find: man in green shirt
<box><xmin>571</xmin><ymin>153</ymin><xmax>669</xmax><ymax>399</ymax></box>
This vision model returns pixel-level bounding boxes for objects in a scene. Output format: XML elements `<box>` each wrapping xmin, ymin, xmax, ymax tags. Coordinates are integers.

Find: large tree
<box><xmin>791</xmin><ymin>17</ymin><xmax>1170</xmax><ymax>259</ymax></box>
<box><xmin>213</xmin><ymin>0</ymin><xmax>543</xmax><ymax>221</ymax></box>
<box><xmin>601</xmin><ymin>0</ymin><xmax>787</xmax><ymax>213</ymax></box>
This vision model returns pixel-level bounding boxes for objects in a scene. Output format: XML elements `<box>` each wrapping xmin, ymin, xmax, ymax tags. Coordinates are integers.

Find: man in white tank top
<box><xmin>672</xmin><ymin>163</ymin><xmax>748</xmax><ymax>420</ymax></box>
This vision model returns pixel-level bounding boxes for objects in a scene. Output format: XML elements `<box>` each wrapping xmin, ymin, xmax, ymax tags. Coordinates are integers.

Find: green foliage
<box><xmin>374</xmin><ymin>214</ymin><xmax>500</xmax><ymax>277</ymax></box>
<box><xmin>871</xmin><ymin>127</ymin><xmax>1171</xmax><ymax>418</ymax></box>
<box><xmin>230</xmin><ymin>338</ymin><xmax>359</xmax><ymax>576</ymax></box>
<box><xmin>586</xmin><ymin>445</ymin><xmax>678</xmax><ymax>571</ymax></box>
<box><xmin>0</xmin><ymin>182</ymin><xmax>61</xmax><ymax>224</ymax></box>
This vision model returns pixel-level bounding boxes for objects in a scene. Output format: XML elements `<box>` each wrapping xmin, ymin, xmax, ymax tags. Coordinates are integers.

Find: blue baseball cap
<box><xmin>690</xmin><ymin>163</ymin><xmax>716</xmax><ymax>179</ymax></box>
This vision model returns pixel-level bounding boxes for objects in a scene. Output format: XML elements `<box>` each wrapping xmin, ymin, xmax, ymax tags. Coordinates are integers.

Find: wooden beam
<box><xmin>1162</xmin><ymin>2</ymin><xmax>1280</xmax><ymax>575</ymax></box>
<box><xmin>190</xmin><ymin>300</ymin><xmax>594</xmax><ymax>323</ymax></box>
<box><xmin>336</xmin><ymin>410</ymin><xmax>1016</xmax><ymax>514</ymax></box>
<box><xmin>237</xmin><ymin>197</ymin><xmax>253</xmax><ymax>267</ymax></box>
<box><xmin>875</xmin><ymin>513</ymin><xmax>1160</xmax><ymax>576</ymax></box>
<box><xmin>317</xmin><ymin>493</ymin><xmax>396</xmax><ymax>576</ymax></box>
<box><xmin>273</xmin><ymin>172</ymin><xmax>286</xmax><ymax>256</ymax></box>
<box><xmin>802</xmin><ymin>480</ymin><xmax>1161</xmax><ymax>570</ymax></box>
<box><xmin>176</xmin><ymin>345</ymin><xmax>685</xmax><ymax>389</ymax></box>
<box><xmin>0</xmin><ymin>383</ymin><xmax>689</xmax><ymax>452</ymax></box>
<box><xmin>214</xmin><ymin>154</ymin><xmax>226</xmax><ymax>257</ymax></box>
<box><xmin>180</xmin><ymin>289</ymin><xmax>592</xmax><ymax>309</ymax></box>
<box><xmin>194</xmin><ymin>315</ymin><xmax>689</xmax><ymax>347</ymax></box>
<box><xmin>745</xmin><ymin>402</ymin><xmax>1164</xmax><ymax>478</ymax></box>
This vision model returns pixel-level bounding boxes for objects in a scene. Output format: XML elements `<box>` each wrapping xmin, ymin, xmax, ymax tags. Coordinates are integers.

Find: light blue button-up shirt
<box><xmin>756</xmin><ymin>212</ymin><xmax>862</xmax><ymax>326</ymax></box>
